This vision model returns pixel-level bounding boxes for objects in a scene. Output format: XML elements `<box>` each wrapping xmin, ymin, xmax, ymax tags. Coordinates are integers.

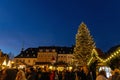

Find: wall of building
<box><xmin>14</xmin><ymin>58</ymin><xmax>37</xmax><ymax>66</ymax></box>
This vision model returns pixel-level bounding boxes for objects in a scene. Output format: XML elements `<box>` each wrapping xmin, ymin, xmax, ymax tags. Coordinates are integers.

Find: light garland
<box><xmin>87</xmin><ymin>48</ymin><xmax>120</xmax><ymax>66</ymax></box>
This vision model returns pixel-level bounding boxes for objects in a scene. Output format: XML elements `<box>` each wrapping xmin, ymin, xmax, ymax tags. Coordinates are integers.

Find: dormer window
<box><xmin>52</xmin><ymin>49</ymin><xmax>55</xmax><ymax>52</ymax></box>
<box><xmin>46</xmin><ymin>49</ymin><xmax>49</xmax><ymax>52</ymax></box>
<box><xmin>59</xmin><ymin>51</ymin><xmax>61</xmax><ymax>53</ymax></box>
<box><xmin>21</xmin><ymin>54</ymin><xmax>23</xmax><ymax>57</ymax></box>
<box><xmin>70</xmin><ymin>51</ymin><xmax>72</xmax><ymax>54</ymax></box>
<box><xmin>33</xmin><ymin>54</ymin><xmax>35</xmax><ymax>57</ymax></box>
<box><xmin>27</xmin><ymin>54</ymin><xmax>29</xmax><ymax>57</ymax></box>
<box><xmin>39</xmin><ymin>49</ymin><xmax>43</xmax><ymax>52</ymax></box>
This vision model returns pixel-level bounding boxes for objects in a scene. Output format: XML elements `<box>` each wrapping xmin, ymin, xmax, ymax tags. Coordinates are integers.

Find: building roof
<box><xmin>106</xmin><ymin>45</ymin><xmax>120</xmax><ymax>55</ymax></box>
<box><xmin>14</xmin><ymin>46</ymin><xmax>74</xmax><ymax>58</ymax></box>
<box><xmin>95</xmin><ymin>48</ymin><xmax>105</xmax><ymax>56</ymax></box>
<box><xmin>55</xmin><ymin>46</ymin><xmax>73</xmax><ymax>54</ymax></box>
<box><xmin>15</xmin><ymin>48</ymin><xmax>38</xmax><ymax>58</ymax></box>
<box><xmin>38</xmin><ymin>46</ymin><xmax>73</xmax><ymax>54</ymax></box>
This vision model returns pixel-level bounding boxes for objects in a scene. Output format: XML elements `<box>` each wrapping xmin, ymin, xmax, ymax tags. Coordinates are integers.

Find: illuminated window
<box><xmin>46</xmin><ymin>49</ymin><xmax>49</xmax><ymax>52</ymax></box>
<box><xmin>52</xmin><ymin>49</ymin><xmax>55</xmax><ymax>52</ymax></box>
<box><xmin>39</xmin><ymin>49</ymin><xmax>43</xmax><ymax>52</ymax></box>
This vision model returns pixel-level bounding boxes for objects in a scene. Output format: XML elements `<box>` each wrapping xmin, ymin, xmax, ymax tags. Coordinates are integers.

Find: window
<box><xmin>33</xmin><ymin>54</ymin><xmax>35</xmax><ymax>57</ymax></box>
<box><xmin>16</xmin><ymin>59</ymin><xmax>18</xmax><ymax>63</ymax></box>
<box><xmin>39</xmin><ymin>49</ymin><xmax>43</xmax><ymax>52</ymax></box>
<box><xmin>23</xmin><ymin>59</ymin><xmax>25</xmax><ymax>62</ymax></box>
<box><xmin>52</xmin><ymin>49</ymin><xmax>55</xmax><ymax>52</ymax></box>
<box><xmin>26</xmin><ymin>51</ymin><xmax>28</xmax><ymax>53</ymax></box>
<box><xmin>21</xmin><ymin>54</ymin><xmax>23</xmax><ymax>57</ymax></box>
<box><xmin>28</xmin><ymin>60</ymin><xmax>30</xmax><ymax>63</ymax></box>
<box><xmin>46</xmin><ymin>49</ymin><xmax>49</xmax><ymax>52</ymax></box>
<box><xmin>33</xmin><ymin>60</ymin><xmax>36</xmax><ymax>64</ymax></box>
<box><xmin>59</xmin><ymin>51</ymin><xmax>61</xmax><ymax>53</ymax></box>
<box><xmin>27</xmin><ymin>54</ymin><xmax>29</xmax><ymax>57</ymax></box>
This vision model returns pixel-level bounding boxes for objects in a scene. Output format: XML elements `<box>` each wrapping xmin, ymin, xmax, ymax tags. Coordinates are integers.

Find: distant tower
<box><xmin>21</xmin><ymin>48</ymin><xmax>24</xmax><ymax>52</ymax></box>
<box><xmin>21</xmin><ymin>41</ymin><xmax>24</xmax><ymax>51</ymax></box>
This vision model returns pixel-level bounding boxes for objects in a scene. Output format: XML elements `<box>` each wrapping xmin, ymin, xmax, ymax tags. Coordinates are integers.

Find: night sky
<box><xmin>0</xmin><ymin>0</ymin><xmax>120</xmax><ymax>56</ymax></box>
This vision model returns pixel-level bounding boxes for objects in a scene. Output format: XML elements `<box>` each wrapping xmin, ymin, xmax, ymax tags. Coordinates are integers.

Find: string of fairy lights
<box><xmin>87</xmin><ymin>47</ymin><xmax>120</xmax><ymax>65</ymax></box>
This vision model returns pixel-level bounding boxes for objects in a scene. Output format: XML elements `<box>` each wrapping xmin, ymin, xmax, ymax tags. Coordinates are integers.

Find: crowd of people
<box><xmin>0</xmin><ymin>66</ymin><xmax>120</xmax><ymax>80</ymax></box>
<box><xmin>96</xmin><ymin>68</ymin><xmax>120</xmax><ymax>80</ymax></box>
<box><xmin>0</xmin><ymin>66</ymin><xmax>94</xmax><ymax>80</ymax></box>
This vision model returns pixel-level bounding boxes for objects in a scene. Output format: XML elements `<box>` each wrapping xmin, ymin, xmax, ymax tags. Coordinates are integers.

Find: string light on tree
<box><xmin>73</xmin><ymin>22</ymin><xmax>96</xmax><ymax>66</ymax></box>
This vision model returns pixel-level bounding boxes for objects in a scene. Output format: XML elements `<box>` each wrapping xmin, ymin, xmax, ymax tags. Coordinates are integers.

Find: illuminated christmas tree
<box><xmin>74</xmin><ymin>22</ymin><xmax>95</xmax><ymax>66</ymax></box>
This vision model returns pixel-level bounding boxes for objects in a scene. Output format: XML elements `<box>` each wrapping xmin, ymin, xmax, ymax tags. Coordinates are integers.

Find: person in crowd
<box><xmin>58</xmin><ymin>71</ymin><xmax>62</xmax><ymax>80</ymax></box>
<box><xmin>49</xmin><ymin>70</ymin><xmax>55</xmax><ymax>80</ymax></box>
<box><xmin>26</xmin><ymin>67</ymin><xmax>37</xmax><ymax>80</ymax></box>
<box><xmin>5</xmin><ymin>69</ymin><xmax>18</xmax><ymax>80</ymax></box>
<box><xmin>81</xmin><ymin>66</ymin><xmax>92</xmax><ymax>80</ymax></box>
<box><xmin>69</xmin><ymin>69</ymin><xmax>75</xmax><ymax>80</ymax></box>
<box><xmin>36</xmin><ymin>68</ymin><xmax>42</xmax><ymax>80</ymax></box>
<box><xmin>0</xmin><ymin>68</ymin><xmax>7</xmax><ymax>80</ymax></box>
<box><xmin>40</xmin><ymin>67</ymin><xmax>50</xmax><ymax>80</ymax></box>
<box><xmin>54</xmin><ymin>70</ymin><xmax>59</xmax><ymax>80</ymax></box>
<box><xmin>96</xmin><ymin>70</ymin><xmax>107</xmax><ymax>80</ymax></box>
<box><xmin>62</xmin><ymin>69</ymin><xmax>70</xmax><ymax>80</ymax></box>
<box><xmin>15</xmin><ymin>69</ymin><xmax>26</xmax><ymax>80</ymax></box>
<box><xmin>116</xmin><ymin>74</ymin><xmax>120</xmax><ymax>80</ymax></box>
<box><xmin>108</xmin><ymin>69</ymin><xmax>120</xmax><ymax>80</ymax></box>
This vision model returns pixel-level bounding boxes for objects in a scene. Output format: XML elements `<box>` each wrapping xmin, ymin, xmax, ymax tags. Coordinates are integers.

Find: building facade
<box><xmin>14</xmin><ymin>48</ymin><xmax>38</xmax><ymax>67</ymax></box>
<box><xmin>14</xmin><ymin>46</ymin><xmax>74</xmax><ymax>68</ymax></box>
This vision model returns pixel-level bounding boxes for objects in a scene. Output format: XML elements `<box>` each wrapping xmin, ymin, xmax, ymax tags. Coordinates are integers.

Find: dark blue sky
<box><xmin>0</xmin><ymin>0</ymin><xmax>120</xmax><ymax>56</ymax></box>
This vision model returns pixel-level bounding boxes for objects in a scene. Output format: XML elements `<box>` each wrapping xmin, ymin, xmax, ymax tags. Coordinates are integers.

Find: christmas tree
<box><xmin>74</xmin><ymin>22</ymin><xmax>95</xmax><ymax>66</ymax></box>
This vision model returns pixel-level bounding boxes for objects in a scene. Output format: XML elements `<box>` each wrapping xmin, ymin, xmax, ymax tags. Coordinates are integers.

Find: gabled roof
<box><xmin>15</xmin><ymin>48</ymin><xmax>38</xmax><ymax>58</ymax></box>
<box><xmin>38</xmin><ymin>46</ymin><xmax>73</xmax><ymax>54</ymax></box>
<box><xmin>14</xmin><ymin>46</ymin><xmax>74</xmax><ymax>58</ymax></box>
<box><xmin>95</xmin><ymin>48</ymin><xmax>105</xmax><ymax>57</ymax></box>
